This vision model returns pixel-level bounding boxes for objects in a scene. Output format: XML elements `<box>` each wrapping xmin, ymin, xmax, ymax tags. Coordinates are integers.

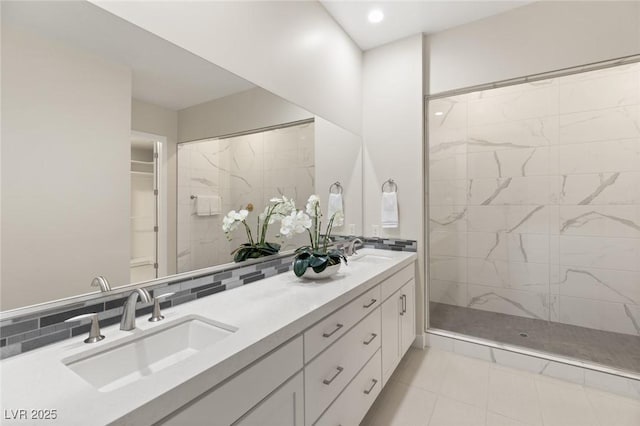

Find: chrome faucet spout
<box><xmin>91</xmin><ymin>276</ymin><xmax>111</xmax><ymax>292</ymax></box>
<box><xmin>345</xmin><ymin>238</ymin><xmax>363</xmax><ymax>257</ymax></box>
<box><xmin>120</xmin><ymin>288</ymin><xmax>152</xmax><ymax>331</ymax></box>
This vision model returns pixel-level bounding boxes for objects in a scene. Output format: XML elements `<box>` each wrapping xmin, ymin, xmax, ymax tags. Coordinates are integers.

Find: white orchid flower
<box><xmin>305</xmin><ymin>194</ymin><xmax>321</xmax><ymax>217</ymax></box>
<box><xmin>280</xmin><ymin>210</ymin><xmax>312</xmax><ymax>238</ymax></box>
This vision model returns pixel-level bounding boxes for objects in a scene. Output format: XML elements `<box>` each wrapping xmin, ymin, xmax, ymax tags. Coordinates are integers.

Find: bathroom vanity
<box><xmin>0</xmin><ymin>249</ymin><xmax>416</xmax><ymax>425</ymax></box>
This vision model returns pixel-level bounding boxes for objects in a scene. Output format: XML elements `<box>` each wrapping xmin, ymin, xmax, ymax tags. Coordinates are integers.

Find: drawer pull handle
<box><xmin>363</xmin><ymin>298</ymin><xmax>377</xmax><ymax>308</ymax></box>
<box><xmin>322</xmin><ymin>323</ymin><xmax>344</xmax><ymax>338</ymax></box>
<box><xmin>363</xmin><ymin>333</ymin><xmax>377</xmax><ymax>345</ymax></box>
<box><xmin>364</xmin><ymin>379</ymin><xmax>378</xmax><ymax>395</ymax></box>
<box><xmin>323</xmin><ymin>366</ymin><xmax>344</xmax><ymax>385</ymax></box>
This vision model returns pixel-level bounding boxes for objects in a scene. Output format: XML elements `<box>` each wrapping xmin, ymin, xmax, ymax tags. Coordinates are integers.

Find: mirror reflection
<box><xmin>1</xmin><ymin>0</ymin><xmax>362</xmax><ymax>311</ymax></box>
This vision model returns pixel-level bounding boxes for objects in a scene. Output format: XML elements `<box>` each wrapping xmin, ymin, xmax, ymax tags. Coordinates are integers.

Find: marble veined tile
<box><xmin>430</xmin><ymin>256</ymin><xmax>468</xmax><ymax>283</ymax></box>
<box><xmin>468</xmin><ymin>206</ymin><xmax>552</xmax><ymax>235</ymax></box>
<box><xmin>429</xmin><ymin>95</ymin><xmax>468</xmax><ymax>131</ymax></box>
<box><xmin>430</xmin><ymin>280</ymin><xmax>468</xmax><ymax>307</ymax></box>
<box><xmin>467</xmin><ymin>258</ymin><xmax>549</xmax><ymax>293</ymax></box>
<box><xmin>468</xmin><ymin>85</ymin><xmax>558</xmax><ymax>127</ymax></box>
<box><xmin>467</xmin><ymin>231</ymin><xmax>508</xmax><ymax>260</ymax></box>
<box><xmin>559</xmin><ymin>235</ymin><xmax>640</xmax><ymax>271</ymax></box>
<box><xmin>468</xmin><ymin>176</ymin><xmax>553</xmax><ymax>206</ymax></box>
<box><xmin>554</xmin><ymin>264</ymin><xmax>640</xmax><ymax>305</ymax></box>
<box><xmin>429</xmin><ymin>179</ymin><xmax>468</xmax><ymax>206</ymax></box>
<box><xmin>559</xmin><ymin>69</ymin><xmax>639</xmax><ymax>115</ymax></box>
<box><xmin>430</xmin><ymin>231</ymin><xmax>467</xmax><ymax>257</ymax></box>
<box><xmin>554</xmin><ymin>296</ymin><xmax>640</xmax><ymax>336</ymax></box>
<box><xmin>559</xmin><ymin>206</ymin><xmax>640</xmax><ymax>238</ymax></box>
<box><xmin>557</xmin><ymin>172</ymin><xmax>640</xmax><ymax>205</ymax></box>
<box><xmin>467</xmin><ymin>116</ymin><xmax>559</xmax><ymax>152</ymax></box>
<box><xmin>430</xmin><ymin>152</ymin><xmax>467</xmax><ymax>180</ymax></box>
<box><xmin>467</xmin><ymin>206</ymin><xmax>509</xmax><ymax>233</ymax></box>
<box><xmin>467</xmin><ymin>284</ymin><xmax>549</xmax><ymax>320</ymax></box>
<box><xmin>430</xmin><ymin>206</ymin><xmax>468</xmax><ymax>232</ymax></box>
<box><xmin>467</xmin><ymin>147</ymin><xmax>556</xmax><ymax>179</ymax></box>
<box><xmin>558</xmin><ymin>139</ymin><xmax>640</xmax><ymax>174</ymax></box>
<box><xmin>559</xmin><ymin>106</ymin><xmax>640</xmax><ymax>144</ymax></box>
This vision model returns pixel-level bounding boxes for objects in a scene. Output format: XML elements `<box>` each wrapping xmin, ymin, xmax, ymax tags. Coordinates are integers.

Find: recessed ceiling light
<box><xmin>368</xmin><ymin>9</ymin><xmax>384</xmax><ymax>24</ymax></box>
<box><xmin>434</xmin><ymin>111</ymin><xmax>444</xmax><ymax>116</ymax></box>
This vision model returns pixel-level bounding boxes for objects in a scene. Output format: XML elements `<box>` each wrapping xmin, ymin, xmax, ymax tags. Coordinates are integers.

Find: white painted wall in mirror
<box><xmin>1</xmin><ymin>23</ymin><xmax>132</xmax><ymax>310</ymax></box>
<box><xmin>90</xmin><ymin>0</ymin><xmax>363</xmax><ymax>136</ymax></box>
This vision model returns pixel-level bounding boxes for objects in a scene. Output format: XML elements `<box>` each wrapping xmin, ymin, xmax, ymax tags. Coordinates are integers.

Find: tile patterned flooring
<box><xmin>361</xmin><ymin>347</ymin><xmax>640</xmax><ymax>426</ymax></box>
<box><xmin>429</xmin><ymin>303</ymin><xmax>640</xmax><ymax>374</ymax></box>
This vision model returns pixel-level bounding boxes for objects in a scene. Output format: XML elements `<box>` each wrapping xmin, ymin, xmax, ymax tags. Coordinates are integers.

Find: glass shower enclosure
<box><xmin>427</xmin><ymin>59</ymin><xmax>640</xmax><ymax>375</ymax></box>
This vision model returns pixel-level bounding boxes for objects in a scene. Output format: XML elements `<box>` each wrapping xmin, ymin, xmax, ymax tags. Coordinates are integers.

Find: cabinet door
<box><xmin>381</xmin><ymin>289</ymin><xmax>401</xmax><ymax>385</ymax></box>
<box><xmin>234</xmin><ymin>372</ymin><xmax>304</xmax><ymax>426</ymax></box>
<box><xmin>400</xmin><ymin>279</ymin><xmax>416</xmax><ymax>356</ymax></box>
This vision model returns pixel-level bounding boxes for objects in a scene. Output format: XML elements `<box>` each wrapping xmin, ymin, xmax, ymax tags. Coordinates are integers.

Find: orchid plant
<box><xmin>280</xmin><ymin>194</ymin><xmax>346</xmax><ymax>277</ymax></box>
<box><xmin>222</xmin><ymin>196</ymin><xmax>295</xmax><ymax>262</ymax></box>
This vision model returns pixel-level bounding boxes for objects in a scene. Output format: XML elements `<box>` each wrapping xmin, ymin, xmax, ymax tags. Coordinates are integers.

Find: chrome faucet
<box><xmin>120</xmin><ymin>288</ymin><xmax>151</xmax><ymax>331</ymax></box>
<box><xmin>91</xmin><ymin>276</ymin><xmax>111</xmax><ymax>292</ymax></box>
<box><xmin>345</xmin><ymin>238</ymin><xmax>363</xmax><ymax>257</ymax></box>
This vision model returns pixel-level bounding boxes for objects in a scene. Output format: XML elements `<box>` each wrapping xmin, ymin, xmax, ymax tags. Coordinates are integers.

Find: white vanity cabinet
<box><xmin>381</xmin><ymin>267</ymin><xmax>416</xmax><ymax>385</ymax></box>
<box><xmin>157</xmin><ymin>258</ymin><xmax>416</xmax><ymax>426</ymax></box>
<box><xmin>158</xmin><ymin>336</ymin><xmax>303</xmax><ymax>426</ymax></box>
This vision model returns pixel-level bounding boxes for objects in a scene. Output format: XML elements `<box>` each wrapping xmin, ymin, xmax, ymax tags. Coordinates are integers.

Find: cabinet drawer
<box><xmin>160</xmin><ymin>336</ymin><xmax>303</xmax><ymax>426</ymax></box>
<box><xmin>305</xmin><ymin>308</ymin><xmax>381</xmax><ymax>425</ymax></box>
<box><xmin>380</xmin><ymin>263</ymin><xmax>413</xmax><ymax>301</ymax></box>
<box><xmin>304</xmin><ymin>285</ymin><xmax>380</xmax><ymax>363</ymax></box>
<box><xmin>314</xmin><ymin>349</ymin><xmax>382</xmax><ymax>426</ymax></box>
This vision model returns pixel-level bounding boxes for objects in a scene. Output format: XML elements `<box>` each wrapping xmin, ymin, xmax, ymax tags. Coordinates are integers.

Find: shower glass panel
<box><xmin>427</xmin><ymin>61</ymin><xmax>640</xmax><ymax>374</ymax></box>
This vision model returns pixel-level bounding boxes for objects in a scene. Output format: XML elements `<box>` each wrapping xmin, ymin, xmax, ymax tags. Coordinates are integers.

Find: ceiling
<box><xmin>321</xmin><ymin>1</ymin><xmax>532</xmax><ymax>51</ymax></box>
<box><xmin>2</xmin><ymin>1</ymin><xmax>255</xmax><ymax>111</ymax></box>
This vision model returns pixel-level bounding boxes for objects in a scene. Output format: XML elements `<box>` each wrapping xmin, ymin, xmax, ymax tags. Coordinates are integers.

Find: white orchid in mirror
<box><xmin>222</xmin><ymin>196</ymin><xmax>296</xmax><ymax>262</ymax></box>
<box><xmin>280</xmin><ymin>194</ymin><xmax>346</xmax><ymax>279</ymax></box>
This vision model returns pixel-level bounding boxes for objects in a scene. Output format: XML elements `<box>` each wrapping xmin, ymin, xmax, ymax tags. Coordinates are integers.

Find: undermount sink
<box><xmin>62</xmin><ymin>316</ymin><xmax>237</xmax><ymax>392</ymax></box>
<box><xmin>350</xmin><ymin>253</ymin><xmax>393</xmax><ymax>263</ymax></box>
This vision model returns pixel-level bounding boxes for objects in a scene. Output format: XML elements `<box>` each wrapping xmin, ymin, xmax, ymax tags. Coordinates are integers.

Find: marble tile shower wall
<box><xmin>177</xmin><ymin>122</ymin><xmax>314</xmax><ymax>273</ymax></box>
<box><xmin>428</xmin><ymin>62</ymin><xmax>640</xmax><ymax>336</ymax></box>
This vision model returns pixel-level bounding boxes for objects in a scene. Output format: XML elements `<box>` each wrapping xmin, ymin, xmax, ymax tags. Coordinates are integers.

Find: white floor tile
<box><xmin>393</xmin><ymin>347</ymin><xmax>451</xmax><ymax>393</ymax></box>
<box><xmin>428</xmin><ymin>395</ymin><xmax>486</xmax><ymax>426</ymax></box>
<box><xmin>485</xmin><ymin>412</ymin><xmax>531</xmax><ymax>426</ymax></box>
<box><xmin>585</xmin><ymin>387</ymin><xmax>640</xmax><ymax>426</ymax></box>
<box><xmin>535</xmin><ymin>375</ymin><xmax>599</xmax><ymax>426</ymax></box>
<box><xmin>361</xmin><ymin>379</ymin><xmax>437</xmax><ymax>426</ymax></box>
<box><xmin>487</xmin><ymin>366</ymin><xmax>543</xmax><ymax>426</ymax></box>
<box><xmin>439</xmin><ymin>353</ymin><xmax>490</xmax><ymax>407</ymax></box>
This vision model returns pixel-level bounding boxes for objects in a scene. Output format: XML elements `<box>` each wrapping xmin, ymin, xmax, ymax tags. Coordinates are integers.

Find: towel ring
<box><xmin>381</xmin><ymin>179</ymin><xmax>397</xmax><ymax>193</ymax></box>
<box><xmin>329</xmin><ymin>181</ymin><xmax>343</xmax><ymax>194</ymax></box>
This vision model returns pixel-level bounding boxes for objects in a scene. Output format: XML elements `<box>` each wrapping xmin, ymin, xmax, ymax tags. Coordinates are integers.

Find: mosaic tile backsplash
<box><xmin>0</xmin><ymin>238</ymin><xmax>416</xmax><ymax>359</ymax></box>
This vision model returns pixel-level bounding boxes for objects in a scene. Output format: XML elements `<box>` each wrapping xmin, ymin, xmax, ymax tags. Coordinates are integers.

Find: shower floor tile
<box><xmin>429</xmin><ymin>302</ymin><xmax>640</xmax><ymax>374</ymax></box>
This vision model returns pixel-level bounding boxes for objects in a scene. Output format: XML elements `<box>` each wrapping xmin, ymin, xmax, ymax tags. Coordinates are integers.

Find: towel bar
<box><xmin>329</xmin><ymin>181</ymin><xmax>343</xmax><ymax>194</ymax></box>
<box><xmin>381</xmin><ymin>178</ymin><xmax>397</xmax><ymax>193</ymax></box>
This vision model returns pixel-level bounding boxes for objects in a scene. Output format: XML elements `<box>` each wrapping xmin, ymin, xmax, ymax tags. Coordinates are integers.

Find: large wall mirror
<box><xmin>1</xmin><ymin>0</ymin><xmax>363</xmax><ymax>312</ymax></box>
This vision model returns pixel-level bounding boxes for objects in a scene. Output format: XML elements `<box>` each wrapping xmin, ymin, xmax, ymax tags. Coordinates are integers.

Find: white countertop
<box><xmin>0</xmin><ymin>249</ymin><xmax>416</xmax><ymax>425</ymax></box>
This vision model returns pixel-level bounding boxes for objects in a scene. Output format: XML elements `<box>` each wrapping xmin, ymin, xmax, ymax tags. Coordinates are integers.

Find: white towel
<box><xmin>195</xmin><ymin>195</ymin><xmax>222</xmax><ymax>216</ymax></box>
<box><xmin>381</xmin><ymin>192</ymin><xmax>399</xmax><ymax>228</ymax></box>
<box><xmin>327</xmin><ymin>193</ymin><xmax>344</xmax><ymax>227</ymax></box>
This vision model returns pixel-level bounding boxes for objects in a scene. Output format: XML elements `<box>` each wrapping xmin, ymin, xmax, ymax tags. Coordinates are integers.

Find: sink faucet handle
<box><xmin>148</xmin><ymin>292</ymin><xmax>174</xmax><ymax>322</ymax></box>
<box><xmin>65</xmin><ymin>313</ymin><xmax>105</xmax><ymax>344</ymax></box>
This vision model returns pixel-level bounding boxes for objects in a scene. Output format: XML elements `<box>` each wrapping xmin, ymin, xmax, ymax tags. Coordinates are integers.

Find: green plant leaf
<box><xmin>309</xmin><ymin>255</ymin><xmax>327</xmax><ymax>268</ymax></box>
<box><xmin>312</xmin><ymin>261</ymin><xmax>328</xmax><ymax>273</ymax></box>
<box><xmin>293</xmin><ymin>257</ymin><xmax>310</xmax><ymax>277</ymax></box>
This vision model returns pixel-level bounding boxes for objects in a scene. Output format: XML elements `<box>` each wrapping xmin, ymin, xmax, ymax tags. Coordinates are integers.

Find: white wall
<box><xmin>1</xmin><ymin>25</ymin><xmax>132</xmax><ymax>310</ymax></box>
<box><xmin>178</xmin><ymin>87</ymin><xmax>313</xmax><ymax>143</ymax></box>
<box><xmin>426</xmin><ymin>1</ymin><xmax>640</xmax><ymax>94</ymax></box>
<box><xmin>91</xmin><ymin>0</ymin><xmax>363</xmax><ymax>136</ymax></box>
<box><xmin>315</xmin><ymin>117</ymin><xmax>363</xmax><ymax>237</ymax></box>
<box><xmin>131</xmin><ymin>99</ymin><xmax>179</xmax><ymax>276</ymax></box>
<box><xmin>362</xmin><ymin>34</ymin><xmax>425</xmax><ymax>333</ymax></box>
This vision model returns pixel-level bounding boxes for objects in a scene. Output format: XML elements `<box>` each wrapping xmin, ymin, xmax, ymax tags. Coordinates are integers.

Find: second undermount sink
<box><xmin>350</xmin><ymin>253</ymin><xmax>393</xmax><ymax>264</ymax></box>
<box><xmin>63</xmin><ymin>316</ymin><xmax>237</xmax><ymax>392</ymax></box>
